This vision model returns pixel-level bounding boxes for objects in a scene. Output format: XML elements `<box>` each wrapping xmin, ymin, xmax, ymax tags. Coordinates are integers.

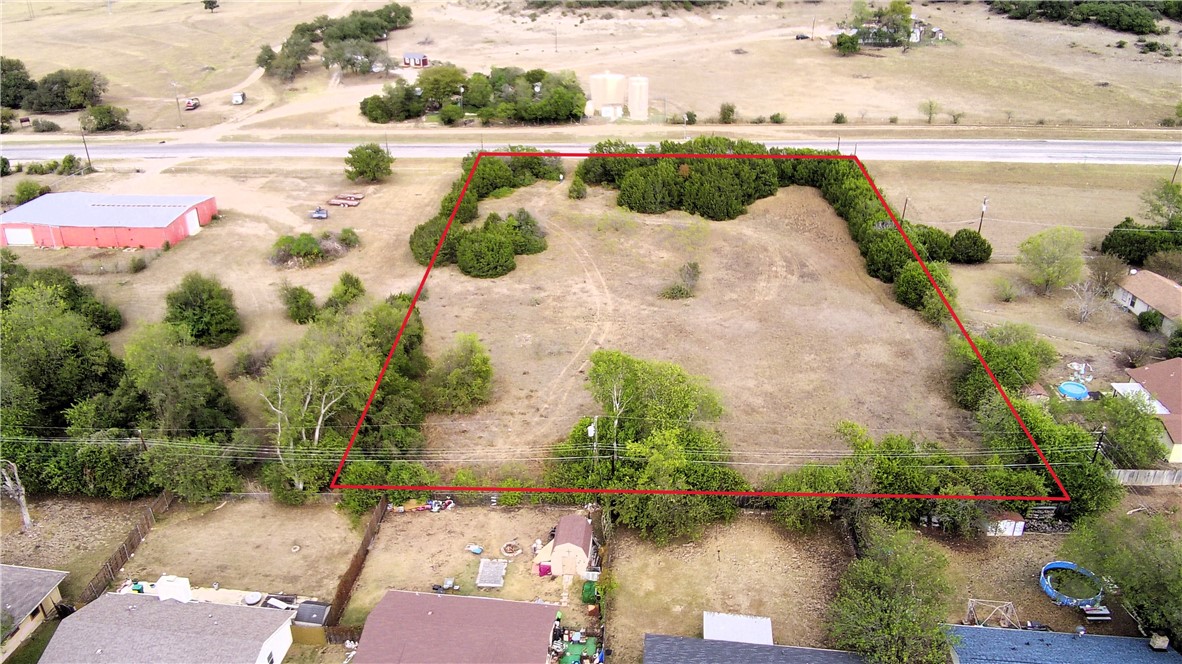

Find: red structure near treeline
<box><xmin>0</xmin><ymin>193</ymin><xmax>217</xmax><ymax>249</ymax></box>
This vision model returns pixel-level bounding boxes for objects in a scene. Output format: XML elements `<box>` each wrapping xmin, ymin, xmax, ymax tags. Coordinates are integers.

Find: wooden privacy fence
<box><xmin>78</xmin><ymin>490</ymin><xmax>175</xmax><ymax>605</ymax></box>
<box><xmin>1111</xmin><ymin>468</ymin><xmax>1182</xmax><ymax>486</ymax></box>
<box><xmin>325</xmin><ymin>495</ymin><xmax>388</xmax><ymax>627</ymax></box>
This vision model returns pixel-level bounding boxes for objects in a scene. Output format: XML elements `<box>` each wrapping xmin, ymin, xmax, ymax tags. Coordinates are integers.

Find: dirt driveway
<box><xmin>606</xmin><ymin>515</ymin><xmax>852</xmax><ymax>664</ymax></box>
<box><xmin>117</xmin><ymin>499</ymin><xmax>360</xmax><ymax>600</ymax></box>
<box><xmin>342</xmin><ymin>505</ymin><xmax>590</xmax><ymax>625</ymax></box>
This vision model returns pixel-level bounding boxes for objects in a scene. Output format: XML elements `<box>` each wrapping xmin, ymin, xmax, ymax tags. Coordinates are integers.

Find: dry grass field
<box><xmin>116</xmin><ymin>500</ymin><xmax>360</xmax><ymax>599</ymax></box>
<box><xmin>0</xmin><ymin>496</ymin><xmax>155</xmax><ymax>602</ymax></box>
<box><xmin>341</xmin><ymin>505</ymin><xmax>589</xmax><ymax>625</ymax></box>
<box><xmin>606</xmin><ymin>516</ymin><xmax>852</xmax><ymax>664</ymax></box>
<box><xmin>2</xmin><ymin>0</ymin><xmax>1178</xmax><ymax>133</ymax></box>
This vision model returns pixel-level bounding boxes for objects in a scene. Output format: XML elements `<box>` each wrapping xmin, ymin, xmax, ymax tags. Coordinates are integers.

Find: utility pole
<box><xmin>811</xmin><ymin>16</ymin><xmax>816</xmax><ymax>40</ymax></box>
<box><xmin>901</xmin><ymin>197</ymin><xmax>909</xmax><ymax>221</ymax></box>
<box><xmin>977</xmin><ymin>196</ymin><xmax>988</xmax><ymax>233</ymax></box>
<box><xmin>1091</xmin><ymin>426</ymin><xmax>1107</xmax><ymax>464</ymax></box>
<box><xmin>837</xmin><ymin>136</ymin><xmax>841</xmax><ymax>152</ymax></box>
<box><xmin>170</xmin><ymin>82</ymin><xmax>183</xmax><ymax>128</ymax></box>
<box><xmin>610</xmin><ymin>422</ymin><xmax>619</xmax><ymax>478</ymax></box>
<box><xmin>1172</xmin><ymin>155</ymin><xmax>1180</xmax><ymax>185</ymax></box>
<box><xmin>79</xmin><ymin>120</ymin><xmax>93</xmax><ymax>170</ymax></box>
<box><xmin>590</xmin><ymin>416</ymin><xmax>599</xmax><ymax>464</ymax></box>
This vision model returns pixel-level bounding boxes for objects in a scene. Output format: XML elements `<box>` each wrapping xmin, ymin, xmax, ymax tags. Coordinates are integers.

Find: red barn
<box><xmin>0</xmin><ymin>193</ymin><xmax>217</xmax><ymax>249</ymax></box>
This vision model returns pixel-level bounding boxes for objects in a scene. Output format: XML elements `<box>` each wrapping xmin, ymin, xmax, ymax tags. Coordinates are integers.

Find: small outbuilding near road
<box><xmin>0</xmin><ymin>193</ymin><xmax>217</xmax><ymax>249</ymax></box>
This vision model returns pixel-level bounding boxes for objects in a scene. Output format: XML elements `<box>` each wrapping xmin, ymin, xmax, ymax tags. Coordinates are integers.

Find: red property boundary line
<box><xmin>330</xmin><ymin>151</ymin><xmax>1070</xmax><ymax>504</ymax></box>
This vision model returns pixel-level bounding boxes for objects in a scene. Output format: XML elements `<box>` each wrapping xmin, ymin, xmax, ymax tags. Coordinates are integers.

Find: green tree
<box><xmin>417</xmin><ymin>64</ymin><xmax>466</xmax><ymax>105</ymax></box>
<box><xmin>0</xmin><ymin>57</ymin><xmax>37</xmax><ymax>109</ymax></box>
<box><xmin>81</xmin><ymin>104</ymin><xmax>130</xmax><ymax>131</ymax></box>
<box><xmin>202</xmin><ymin>0</ymin><xmax>220</xmax><ymax>11</ymax></box>
<box><xmin>165</xmin><ymin>273</ymin><xmax>242</xmax><ymax>347</ymax></box>
<box><xmin>124</xmin><ymin>324</ymin><xmax>239</xmax><ymax>438</ymax></box>
<box><xmin>829</xmin><ymin>519</ymin><xmax>952</xmax><ymax>664</ymax></box>
<box><xmin>14</xmin><ymin>179</ymin><xmax>44</xmax><ymax>205</ymax></box>
<box><xmin>425</xmin><ymin>333</ymin><xmax>493</xmax><ymax>413</ymax></box>
<box><xmin>835</xmin><ymin>33</ymin><xmax>860</xmax><ymax>55</ymax></box>
<box><xmin>1141</xmin><ymin>178</ymin><xmax>1182</xmax><ymax>228</ymax></box>
<box><xmin>1017</xmin><ymin>226</ymin><xmax>1085</xmax><ymax>295</ymax></box>
<box><xmin>767</xmin><ymin>465</ymin><xmax>849</xmax><ymax>532</ymax></box>
<box><xmin>919</xmin><ymin>99</ymin><xmax>940</xmax><ymax>125</ymax></box>
<box><xmin>256</xmin><ymin>44</ymin><xmax>277</xmax><ymax>70</ymax></box>
<box><xmin>143</xmin><ymin>436</ymin><xmax>238</xmax><ymax>502</ymax></box>
<box><xmin>1064</xmin><ymin>513</ymin><xmax>1182</xmax><ymax>646</ymax></box>
<box><xmin>0</xmin><ymin>286</ymin><xmax>122</xmax><ymax>430</ymax></box>
<box><xmin>949</xmin><ymin>323</ymin><xmax>1057</xmax><ymax>409</ymax></box>
<box><xmin>719</xmin><ymin>102</ymin><xmax>736</xmax><ymax>124</ymax></box>
<box><xmin>462</xmin><ymin>73</ymin><xmax>493</xmax><ymax>109</ymax></box>
<box><xmin>260</xmin><ymin>314</ymin><xmax>378</xmax><ymax>501</ymax></box>
<box><xmin>17</xmin><ymin>267</ymin><xmax>122</xmax><ymax>334</ymax></box>
<box><xmin>321</xmin><ymin>39</ymin><xmax>387</xmax><ymax>75</ymax></box>
<box><xmin>23</xmin><ymin>69</ymin><xmax>108</xmax><ymax>111</ymax></box>
<box><xmin>338</xmin><ymin>460</ymin><xmax>388</xmax><ymax>515</ymax></box>
<box><xmin>1144</xmin><ymin>250</ymin><xmax>1182</xmax><ymax>282</ymax></box>
<box><xmin>1084</xmin><ymin>394</ymin><xmax>1169</xmax><ymax>468</ymax></box>
<box><xmin>893</xmin><ymin>260</ymin><xmax>955</xmax><ymax>311</ymax></box>
<box><xmin>323</xmin><ymin>271</ymin><xmax>366</xmax><ymax>313</ymax></box>
<box><xmin>344</xmin><ymin>142</ymin><xmax>393</xmax><ymax>182</ymax></box>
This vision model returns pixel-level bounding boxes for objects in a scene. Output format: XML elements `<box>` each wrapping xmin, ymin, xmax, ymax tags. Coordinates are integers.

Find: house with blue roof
<box><xmin>949</xmin><ymin>625</ymin><xmax>1181</xmax><ymax>663</ymax></box>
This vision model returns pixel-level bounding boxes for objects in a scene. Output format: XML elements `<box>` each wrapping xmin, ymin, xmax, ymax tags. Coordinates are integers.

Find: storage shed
<box><xmin>0</xmin><ymin>193</ymin><xmax>217</xmax><ymax>249</ymax></box>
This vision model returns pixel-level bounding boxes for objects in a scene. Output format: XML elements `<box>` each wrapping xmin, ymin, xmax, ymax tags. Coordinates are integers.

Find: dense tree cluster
<box><xmin>409</xmin><ymin>149</ymin><xmax>559</xmax><ymax>272</ymax></box>
<box><xmin>575</xmin><ymin>137</ymin><xmax>990</xmax><ymax>319</ymax></box>
<box><xmin>164</xmin><ymin>273</ymin><xmax>243</xmax><ymax>348</ymax></box>
<box><xmin>988</xmin><ymin>1</ymin><xmax>1176</xmax><ymax>35</ymax></box>
<box><xmin>1100</xmin><ymin>180</ymin><xmax>1182</xmax><ymax>266</ymax></box>
<box><xmin>850</xmin><ymin>0</ymin><xmax>914</xmax><ymax>47</ymax></box>
<box><xmin>263</xmin><ymin>3</ymin><xmax>411</xmax><ymax>82</ymax></box>
<box><xmin>0</xmin><ymin>58</ymin><xmax>109</xmax><ymax>112</ymax></box>
<box><xmin>546</xmin><ymin>350</ymin><xmax>748</xmax><ymax>543</ymax></box>
<box><xmin>361</xmin><ymin>65</ymin><xmax>585</xmax><ymax>125</ymax></box>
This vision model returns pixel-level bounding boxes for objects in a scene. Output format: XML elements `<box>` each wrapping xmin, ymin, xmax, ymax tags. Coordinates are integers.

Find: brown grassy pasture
<box><xmin>116</xmin><ymin>500</ymin><xmax>360</xmax><ymax>599</ymax></box>
<box><xmin>606</xmin><ymin>516</ymin><xmax>852</xmax><ymax>664</ymax></box>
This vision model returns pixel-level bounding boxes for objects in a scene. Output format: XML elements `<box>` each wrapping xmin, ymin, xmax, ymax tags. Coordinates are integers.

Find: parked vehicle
<box><xmin>336</xmin><ymin>192</ymin><xmax>365</xmax><ymax>201</ymax></box>
<box><xmin>327</xmin><ymin>198</ymin><xmax>360</xmax><ymax>207</ymax></box>
<box><xmin>310</xmin><ymin>207</ymin><xmax>329</xmax><ymax>219</ymax></box>
<box><xmin>231</xmin><ymin>92</ymin><xmax>246</xmax><ymax>105</ymax></box>
<box><xmin>796</xmin><ymin>34</ymin><xmax>810</xmax><ymax>40</ymax></box>
<box><xmin>184</xmin><ymin>98</ymin><xmax>201</xmax><ymax>110</ymax></box>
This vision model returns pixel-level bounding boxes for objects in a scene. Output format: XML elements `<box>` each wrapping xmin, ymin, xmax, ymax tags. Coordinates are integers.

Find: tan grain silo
<box><xmin>627</xmin><ymin>76</ymin><xmax>649</xmax><ymax>121</ymax></box>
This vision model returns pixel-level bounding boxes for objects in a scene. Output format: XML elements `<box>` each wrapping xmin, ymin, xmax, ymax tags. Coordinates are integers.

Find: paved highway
<box><xmin>2</xmin><ymin>139</ymin><xmax>1179</xmax><ymax>165</ymax></box>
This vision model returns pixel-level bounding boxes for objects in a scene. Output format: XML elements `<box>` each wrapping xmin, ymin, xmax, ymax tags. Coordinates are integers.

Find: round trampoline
<box><xmin>1058</xmin><ymin>382</ymin><xmax>1088</xmax><ymax>401</ymax></box>
<box><xmin>1039</xmin><ymin>561</ymin><xmax>1104</xmax><ymax>608</ymax></box>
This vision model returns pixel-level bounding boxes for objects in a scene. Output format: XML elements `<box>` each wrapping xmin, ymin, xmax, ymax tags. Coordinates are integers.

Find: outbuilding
<box><xmin>402</xmin><ymin>52</ymin><xmax>429</xmax><ymax>68</ymax></box>
<box><xmin>0</xmin><ymin>193</ymin><xmax>217</xmax><ymax>249</ymax></box>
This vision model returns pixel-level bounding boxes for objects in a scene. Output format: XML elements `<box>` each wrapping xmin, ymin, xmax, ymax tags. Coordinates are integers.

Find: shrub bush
<box><xmin>833</xmin><ymin>112</ymin><xmax>848</xmax><ymax>124</ymax></box>
<box><xmin>950</xmin><ymin>228</ymin><xmax>993</xmax><ymax>263</ymax></box>
<box><xmin>457</xmin><ymin>230</ymin><xmax>516</xmax><ymax>278</ymax></box>
<box><xmin>439</xmin><ymin>103</ymin><xmax>464</xmax><ymax>125</ymax></box>
<box><xmin>770</xmin><ymin>112</ymin><xmax>785</xmax><ymax>124</ymax></box>
<box><xmin>14</xmin><ymin>179</ymin><xmax>44</xmax><ymax>204</ymax></box>
<box><xmin>31</xmin><ymin>119</ymin><xmax>60</xmax><ymax>132</ymax></box>
<box><xmin>164</xmin><ymin>272</ymin><xmax>242</xmax><ymax>347</ymax></box>
<box><xmin>129</xmin><ymin>256</ymin><xmax>148</xmax><ymax>273</ymax></box>
<box><xmin>894</xmin><ymin>261</ymin><xmax>954</xmax><ymax>311</ymax></box>
<box><xmin>425</xmin><ymin>333</ymin><xmax>493</xmax><ymax>413</ymax></box>
<box><xmin>338</xmin><ymin>227</ymin><xmax>361</xmax><ymax>248</ymax></box>
<box><xmin>568</xmin><ymin>174</ymin><xmax>587</xmax><ymax>199</ymax></box>
<box><xmin>324</xmin><ymin>272</ymin><xmax>365</xmax><ymax>312</ymax></box>
<box><xmin>280</xmin><ymin>282</ymin><xmax>318</xmax><ymax>323</ymax></box>
<box><xmin>1138</xmin><ymin>310</ymin><xmax>1164</xmax><ymax>332</ymax></box>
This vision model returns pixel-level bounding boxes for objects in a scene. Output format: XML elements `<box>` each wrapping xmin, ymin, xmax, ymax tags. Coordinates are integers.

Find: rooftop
<box><xmin>38</xmin><ymin>593</ymin><xmax>292</xmax><ymax>664</ymax></box>
<box><xmin>703</xmin><ymin>611</ymin><xmax>774</xmax><ymax>645</ymax></box>
<box><xmin>1127</xmin><ymin>357</ymin><xmax>1182</xmax><ymax>445</ymax></box>
<box><xmin>0</xmin><ymin>564</ymin><xmax>67</xmax><ymax>630</ymax></box>
<box><xmin>948</xmin><ymin>625</ymin><xmax>1182</xmax><ymax>663</ymax></box>
<box><xmin>353</xmin><ymin>590</ymin><xmax>559</xmax><ymax>664</ymax></box>
<box><xmin>554</xmin><ymin>514</ymin><xmax>593</xmax><ymax>554</ymax></box>
<box><xmin>0</xmin><ymin>193</ymin><xmax>213</xmax><ymax>229</ymax></box>
<box><xmin>644</xmin><ymin>634</ymin><xmax>865</xmax><ymax>664</ymax></box>
<box><xmin>1120</xmin><ymin>270</ymin><xmax>1182</xmax><ymax>321</ymax></box>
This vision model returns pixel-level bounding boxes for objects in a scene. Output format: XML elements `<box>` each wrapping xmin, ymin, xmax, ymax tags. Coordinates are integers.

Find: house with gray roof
<box><xmin>644</xmin><ymin>634</ymin><xmax>866</xmax><ymax>664</ymax></box>
<box><xmin>949</xmin><ymin>625</ymin><xmax>1182</xmax><ymax>663</ymax></box>
<box><xmin>38</xmin><ymin>593</ymin><xmax>293</xmax><ymax>664</ymax></box>
<box><xmin>0</xmin><ymin>564</ymin><xmax>68</xmax><ymax>661</ymax></box>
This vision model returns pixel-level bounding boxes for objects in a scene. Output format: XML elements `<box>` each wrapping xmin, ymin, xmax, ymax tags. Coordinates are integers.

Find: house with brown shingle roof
<box><xmin>1113</xmin><ymin>269</ymin><xmax>1182</xmax><ymax>337</ymax></box>
<box><xmin>352</xmin><ymin>591</ymin><xmax>559</xmax><ymax>664</ymax></box>
<box><xmin>1124</xmin><ymin>358</ymin><xmax>1182</xmax><ymax>464</ymax></box>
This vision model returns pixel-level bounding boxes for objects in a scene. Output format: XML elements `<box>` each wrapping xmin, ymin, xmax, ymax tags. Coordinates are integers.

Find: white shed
<box><xmin>986</xmin><ymin>511</ymin><xmax>1026</xmax><ymax>537</ymax></box>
